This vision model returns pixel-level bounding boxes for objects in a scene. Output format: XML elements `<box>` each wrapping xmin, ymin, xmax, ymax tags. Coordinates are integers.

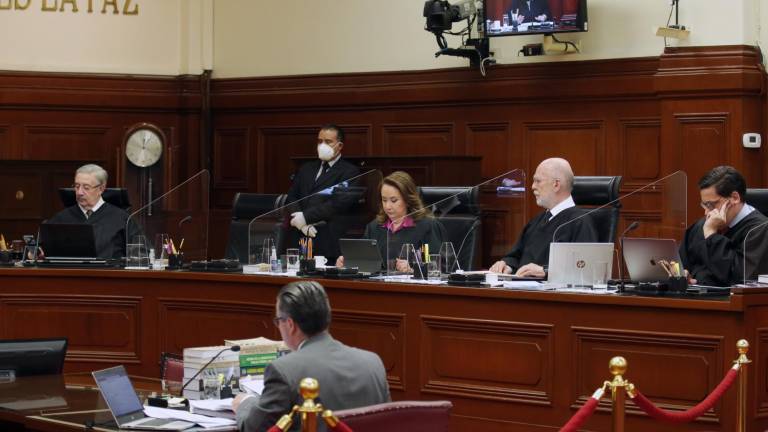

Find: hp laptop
<box><xmin>339</xmin><ymin>238</ymin><xmax>383</xmax><ymax>273</ymax></box>
<box><xmin>38</xmin><ymin>223</ymin><xmax>110</xmax><ymax>267</ymax></box>
<box><xmin>92</xmin><ymin>365</ymin><xmax>194</xmax><ymax>430</ymax></box>
<box><xmin>547</xmin><ymin>243</ymin><xmax>615</xmax><ymax>286</ymax></box>
<box><xmin>623</xmin><ymin>238</ymin><xmax>682</xmax><ymax>282</ymax></box>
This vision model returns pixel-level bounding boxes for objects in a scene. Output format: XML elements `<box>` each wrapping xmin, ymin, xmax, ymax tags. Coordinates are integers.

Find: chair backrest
<box><xmin>225</xmin><ymin>193</ymin><xmax>286</xmax><ymax>263</ymax></box>
<box><xmin>58</xmin><ymin>188</ymin><xmax>132</xmax><ymax>211</ymax></box>
<box><xmin>418</xmin><ymin>186</ymin><xmax>480</xmax><ymax>270</ymax></box>
<box><xmin>571</xmin><ymin>176</ymin><xmax>622</xmax><ymax>243</ymax></box>
<box><xmin>334</xmin><ymin>400</ymin><xmax>453</xmax><ymax>432</ymax></box>
<box><xmin>746</xmin><ymin>188</ymin><xmax>768</xmax><ymax>215</ymax></box>
<box><xmin>159</xmin><ymin>352</ymin><xmax>183</xmax><ymax>384</ymax></box>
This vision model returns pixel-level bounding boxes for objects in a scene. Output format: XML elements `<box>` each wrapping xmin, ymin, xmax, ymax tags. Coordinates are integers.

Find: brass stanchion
<box><xmin>609</xmin><ymin>356</ymin><xmax>628</xmax><ymax>432</ymax></box>
<box><xmin>735</xmin><ymin>339</ymin><xmax>751</xmax><ymax>432</ymax></box>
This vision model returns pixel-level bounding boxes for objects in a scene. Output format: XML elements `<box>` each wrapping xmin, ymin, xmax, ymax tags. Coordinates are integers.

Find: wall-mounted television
<box><xmin>483</xmin><ymin>0</ymin><xmax>588</xmax><ymax>37</ymax></box>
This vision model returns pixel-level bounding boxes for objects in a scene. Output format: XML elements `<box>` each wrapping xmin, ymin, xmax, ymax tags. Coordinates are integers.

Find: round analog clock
<box><xmin>125</xmin><ymin>124</ymin><xmax>164</xmax><ymax>168</ymax></box>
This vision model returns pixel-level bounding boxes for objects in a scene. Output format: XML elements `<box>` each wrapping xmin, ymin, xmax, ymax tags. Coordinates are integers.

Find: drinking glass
<box><xmin>428</xmin><ymin>254</ymin><xmax>440</xmax><ymax>280</ymax></box>
<box><xmin>153</xmin><ymin>233</ymin><xmax>169</xmax><ymax>269</ymax></box>
<box><xmin>261</xmin><ymin>238</ymin><xmax>275</xmax><ymax>265</ymax></box>
<box><xmin>286</xmin><ymin>248</ymin><xmax>300</xmax><ymax>271</ymax></box>
<box><xmin>593</xmin><ymin>261</ymin><xmax>609</xmax><ymax>290</ymax></box>
<box><xmin>502</xmin><ymin>14</ymin><xmax>509</xmax><ymax>29</ymax></box>
<box><xmin>126</xmin><ymin>235</ymin><xmax>149</xmax><ymax>269</ymax></box>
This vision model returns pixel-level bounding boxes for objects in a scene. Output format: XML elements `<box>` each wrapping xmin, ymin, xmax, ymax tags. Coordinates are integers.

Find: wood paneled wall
<box><xmin>0</xmin><ymin>46</ymin><xmax>765</xmax><ymax>258</ymax></box>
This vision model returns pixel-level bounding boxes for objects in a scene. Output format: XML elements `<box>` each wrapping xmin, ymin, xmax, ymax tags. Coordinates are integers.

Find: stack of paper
<box><xmin>182</xmin><ymin>346</ymin><xmax>240</xmax><ymax>400</ymax></box>
<box><xmin>224</xmin><ymin>337</ymin><xmax>286</xmax><ymax>377</ymax></box>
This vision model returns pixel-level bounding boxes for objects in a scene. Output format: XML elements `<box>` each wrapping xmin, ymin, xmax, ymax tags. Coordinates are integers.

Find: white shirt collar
<box><xmin>730</xmin><ymin>203</ymin><xmax>754</xmax><ymax>228</ymax></box>
<box><xmin>548</xmin><ymin>196</ymin><xmax>576</xmax><ymax>220</ymax></box>
<box><xmin>326</xmin><ymin>153</ymin><xmax>341</xmax><ymax>167</ymax></box>
<box><xmin>79</xmin><ymin>197</ymin><xmax>105</xmax><ymax>216</ymax></box>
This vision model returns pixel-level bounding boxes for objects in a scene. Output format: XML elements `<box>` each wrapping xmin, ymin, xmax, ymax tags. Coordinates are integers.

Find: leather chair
<box><xmin>571</xmin><ymin>176</ymin><xmax>622</xmax><ymax>243</ymax></box>
<box><xmin>745</xmin><ymin>188</ymin><xmax>768</xmax><ymax>215</ymax></box>
<box><xmin>58</xmin><ymin>188</ymin><xmax>132</xmax><ymax>211</ymax></box>
<box><xmin>334</xmin><ymin>400</ymin><xmax>452</xmax><ymax>432</ymax></box>
<box><xmin>224</xmin><ymin>193</ymin><xmax>287</xmax><ymax>264</ymax></box>
<box><xmin>418</xmin><ymin>186</ymin><xmax>480</xmax><ymax>271</ymax></box>
<box><xmin>159</xmin><ymin>352</ymin><xmax>183</xmax><ymax>384</ymax></box>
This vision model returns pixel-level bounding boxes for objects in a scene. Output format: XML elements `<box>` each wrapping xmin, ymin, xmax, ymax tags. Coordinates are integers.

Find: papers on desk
<box><xmin>190</xmin><ymin>398</ymin><xmax>235</xmax><ymax>420</ymax></box>
<box><xmin>240</xmin><ymin>376</ymin><xmax>265</xmax><ymax>395</ymax></box>
<box><xmin>242</xmin><ymin>265</ymin><xmax>297</xmax><ymax>276</ymax></box>
<box><xmin>144</xmin><ymin>405</ymin><xmax>236</xmax><ymax>429</ymax></box>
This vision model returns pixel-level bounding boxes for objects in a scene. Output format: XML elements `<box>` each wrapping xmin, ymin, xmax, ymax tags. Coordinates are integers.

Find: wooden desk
<box><xmin>0</xmin><ymin>268</ymin><xmax>766</xmax><ymax>431</ymax></box>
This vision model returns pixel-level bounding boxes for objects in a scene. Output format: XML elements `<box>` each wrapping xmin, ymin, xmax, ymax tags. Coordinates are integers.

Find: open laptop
<box><xmin>38</xmin><ymin>223</ymin><xmax>110</xmax><ymax>266</ymax></box>
<box><xmin>92</xmin><ymin>365</ymin><xmax>195</xmax><ymax>430</ymax></box>
<box><xmin>339</xmin><ymin>238</ymin><xmax>383</xmax><ymax>273</ymax></box>
<box><xmin>547</xmin><ymin>243</ymin><xmax>615</xmax><ymax>286</ymax></box>
<box><xmin>623</xmin><ymin>238</ymin><xmax>682</xmax><ymax>282</ymax></box>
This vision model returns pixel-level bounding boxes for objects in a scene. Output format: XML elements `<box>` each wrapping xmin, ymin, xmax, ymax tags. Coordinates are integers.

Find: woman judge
<box><xmin>336</xmin><ymin>171</ymin><xmax>445</xmax><ymax>270</ymax></box>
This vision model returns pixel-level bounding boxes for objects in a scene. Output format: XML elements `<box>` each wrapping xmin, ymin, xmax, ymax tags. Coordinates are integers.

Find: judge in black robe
<box><xmin>680</xmin><ymin>165</ymin><xmax>768</xmax><ymax>287</ymax></box>
<box><xmin>490</xmin><ymin>158</ymin><xmax>598</xmax><ymax>277</ymax></box>
<box><xmin>286</xmin><ymin>125</ymin><xmax>360</xmax><ymax>261</ymax></box>
<box><xmin>363</xmin><ymin>217</ymin><xmax>445</xmax><ymax>263</ymax></box>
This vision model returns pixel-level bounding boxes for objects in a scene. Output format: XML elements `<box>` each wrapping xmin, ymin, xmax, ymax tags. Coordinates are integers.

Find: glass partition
<box><xmin>125</xmin><ymin>170</ymin><xmax>210</xmax><ymax>269</ymax></box>
<box><xmin>246</xmin><ymin>169</ymin><xmax>383</xmax><ymax>271</ymax></box>
<box><xmin>385</xmin><ymin>169</ymin><xmax>527</xmax><ymax>278</ymax></box>
<box><xmin>743</xmin><ymin>219</ymin><xmax>768</xmax><ymax>284</ymax></box>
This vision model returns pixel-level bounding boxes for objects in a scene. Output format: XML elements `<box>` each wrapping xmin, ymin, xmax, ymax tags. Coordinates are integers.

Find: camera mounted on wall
<box><xmin>423</xmin><ymin>0</ymin><xmax>493</xmax><ymax>70</ymax></box>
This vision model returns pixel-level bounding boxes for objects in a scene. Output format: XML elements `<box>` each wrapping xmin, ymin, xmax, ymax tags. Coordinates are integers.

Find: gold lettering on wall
<box><xmin>122</xmin><ymin>0</ymin><xmax>136</xmax><ymax>15</ymax></box>
<box><xmin>15</xmin><ymin>0</ymin><xmax>31</xmax><ymax>9</ymax></box>
<box><xmin>59</xmin><ymin>0</ymin><xmax>77</xmax><ymax>12</ymax></box>
<box><xmin>0</xmin><ymin>0</ymin><xmax>10</xmax><ymax>10</ymax></box>
<box><xmin>101</xmin><ymin>0</ymin><xmax>117</xmax><ymax>14</ymax></box>
<box><xmin>41</xmin><ymin>0</ymin><xmax>56</xmax><ymax>11</ymax></box>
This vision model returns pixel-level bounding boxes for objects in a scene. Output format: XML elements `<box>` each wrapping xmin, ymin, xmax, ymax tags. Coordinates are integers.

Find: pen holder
<box><xmin>667</xmin><ymin>276</ymin><xmax>688</xmax><ymax>292</ymax></box>
<box><xmin>167</xmin><ymin>253</ymin><xmax>184</xmax><ymax>270</ymax></box>
<box><xmin>300</xmin><ymin>259</ymin><xmax>316</xmax><ymax>273</ymax></box>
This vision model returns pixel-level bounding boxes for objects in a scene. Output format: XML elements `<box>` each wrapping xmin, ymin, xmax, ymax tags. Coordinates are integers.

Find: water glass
<box><xmin>126</xmin><ymin>235</ymin><xmax>149</xmax><ymax>269</ymax></box>
<box><xmin>502</xmin><ymin>13</ymin><xmax>509</xmax><ymax>29</ymax></box>
<box><xmin>286</xmin><ymin>248</ymin><xmax>300</xmax><ymax>271</ymax></box>
<box><xmin>593</xmin><ymin>261</ymin><xmax>609</xmax><ymax>290</ymax></box>
<box><xmin>153</xmin><ymin>233</ymin><xmax>169</xmax><ymax>269</ymax></box>
<box><xmin>202</xmin><ymin>377</ymin><xmax>220</xmax><ymax>400</ymax></box>
<box><xmin>428</xmin><ymin>254</ymin><xmax>440</xmax><ymax>280</ymax></box>
<box><xmin>261</xmin><ymin>238</ymin><xmax>275</xmax><ymax>265</ymax></box>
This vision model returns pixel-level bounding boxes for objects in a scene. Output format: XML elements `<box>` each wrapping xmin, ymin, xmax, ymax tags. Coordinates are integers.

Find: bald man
<box><xmin>490</xmin><ymin>158</ymin><xmax>598</xmax><ymax>277</ymax></box>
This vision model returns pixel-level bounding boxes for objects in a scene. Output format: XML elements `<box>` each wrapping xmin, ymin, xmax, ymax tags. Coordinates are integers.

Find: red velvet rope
<box><xmin>266</xmin><ymin>426</ymin><xmax>283</xmax><ymax>432</ymax></box>
<box><xmin>631</xmin><ymin>366</ymin><xmax>739</xmax><ymax>424</ymax></box>
<box><xmin>328</xmin><ymin>419</ymin><xmax>354</xmax><ymax>432</ymax></box>
<box><xmin>559</xmin><ymin>396</ymin><xmax>601</xmax><ymax>432</ymax></box>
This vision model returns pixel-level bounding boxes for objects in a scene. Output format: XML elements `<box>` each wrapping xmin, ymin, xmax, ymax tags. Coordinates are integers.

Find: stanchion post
<box><xmin>609</xmin><ymin>356</ymin><xmax>628</xmax><ymax>432</ymax></box>
<box><xmin>735</xmin><ymin>339</ymin><xmax>751</xmax><ymax>432</ymax></box>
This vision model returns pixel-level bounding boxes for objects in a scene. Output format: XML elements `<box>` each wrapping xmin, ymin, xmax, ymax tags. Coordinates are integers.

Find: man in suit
<box><xmin>680</xmin><ymin>166</ymin><xmax>768</xmax><ymax>286</ymax></box>
<box><xmin>234</xmin><ymin>281</ymin><xmax>390</xmax><ymax>432</ymax></box>
<box><xmin>510</xmin><ymin>0</ymin><xmax>551</xmax><ymax>24</ymax></box>
<box><xmin>286</xmin><ymin>124</ymin><xmax>360</xmax><ymax>261</ymax></box>
<box><xmin>489</xmin><ymin>158</ymin><xmax>598</xmax><ymax>277</ymax></box>
<box><xmin>46</xmin><ymin>164</ymin><xmax>140</xmax><ymax>258</ymax></box>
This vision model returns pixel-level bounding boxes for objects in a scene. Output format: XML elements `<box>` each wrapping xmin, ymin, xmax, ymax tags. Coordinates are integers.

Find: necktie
<box><xmin>85</xmin><ymin>210</ymin><xmax>93</xmax><ymax>219</ymax></box>
<box><xmin>542</xmin><ymin>210</ymin><xmax>552</xmax><ymax>224</ymax></box>
<box><xmin>321</xmin><ymin>162</ymin><xmax>329</xmax><ymax>175</ymax></box>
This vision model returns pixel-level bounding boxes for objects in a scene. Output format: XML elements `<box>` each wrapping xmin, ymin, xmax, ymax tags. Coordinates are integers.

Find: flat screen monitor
<box><xmin>483</xmin><ymin>0</ymin><xmax>587</xmax><ymax>37</ymax></box>
<box><xmin>0</xmin><ymin>338</ymin><xmax>68</xmax><ymax>376</ymax></box>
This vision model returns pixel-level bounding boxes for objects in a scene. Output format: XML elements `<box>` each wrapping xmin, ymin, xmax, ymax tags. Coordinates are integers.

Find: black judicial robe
<box><xmin>47</xmin><ymin>203</ymin><xmax>141</xmax><ymax>259</ymax></box>
<box><xmin>679</xmin><ymin>210</ymin><xmax>768</xmax><ymax>286</ymax></box>
<box><xmin>285</xmin><ymin>158</ymin><xmax>360</xmax><ymax>260</ymax></box>
<box><xmin>501</xmin><ymin>206</ymin><xmax>599</xmax><ymax>273</ymax></box>
<box><xmin>363</xmin><ymin>217</ymin><xmax>446</xmax><ymax>263</ymax></box>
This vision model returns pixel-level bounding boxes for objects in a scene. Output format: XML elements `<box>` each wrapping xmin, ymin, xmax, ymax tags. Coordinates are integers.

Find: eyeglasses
<box><xmin>700</xmin><ymin>198</ymin><xmax>724</xmax><ymax>211</ymax></box>
<box><xmin>272</xmin><ymin>316</ymin><xmax>289</xmax><ymax>327</ymax></box>
<box><xmin>72</xmin><ymin>183</ymin><xmax>102</xmax><ymax>192</ymax></box>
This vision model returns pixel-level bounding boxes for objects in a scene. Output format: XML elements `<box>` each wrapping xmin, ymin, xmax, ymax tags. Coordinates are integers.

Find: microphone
<box><xmin>618</xmin><ymin>221</ymin><xmax>640</xmax><ymax>290</ymax></box>
<box><xmin>454</xmin><ymin>219</ymin><xmax>481</xmax><ymax>272</ymax></box>
<box><xmin>179</xmin><ymin>345</ymin><xmax>241</xmax><ymax>397</ymax></box>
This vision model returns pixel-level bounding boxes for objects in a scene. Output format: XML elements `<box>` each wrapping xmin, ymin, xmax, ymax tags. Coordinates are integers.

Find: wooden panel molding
<box><xmin>466</xmin><ymin>122</ymin><xmax>511</xmax><ymax>180</ymax></box>
<box><xmin>213</xmin><ymin>128</ymin><xmax>249</xmax><ymax>189</ymax></box>
<box><xmin>620</xmin><ymin>119</ymin><xmax>662</xmax><ymax>181</ymax></box>
<box><xmin>0</xmin><ymin>294</ymin><xmax>142</xmax><ymax>364</ymax></box>
<box><xmin>23</xmin><ymin>125</ymin><xmax>110</xmax><ymax>161</ymax></box>
<box><xmin>331</xmin><ymin>310</ymin><xmax>406</xmax><ymax>391</ymax></box>
<box><xmin>158</xmin><ymin>299</ymin><xmax>277</xmax><ymax>355</ymax></box>
<box><xmin>573</xmin><ymin>327</ymin><xmax>724</xmax><ymax>423</ymax></box>
<box><xmin>756</xmin><ymin>327</ymin><xmax>768</xmax><ymax>418</ymax></box>
<box><xmin>525</xmin><ymin>120</ymin><xmax>604</xmax><ymax>177</ymax></box>
<box><xmin>420</xmin><ymin>315</ymin><xmax>553</xmax><ymax>405</ymax></box>
<box><xmin>382</xmin><ymin>123</ymin><xmax>454</xmax><ymax>155</ymax></box>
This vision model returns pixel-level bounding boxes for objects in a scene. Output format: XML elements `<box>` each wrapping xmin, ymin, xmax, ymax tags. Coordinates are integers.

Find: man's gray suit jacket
<box><xmin>236</xmin><ymin>332</ymin><xmax>390</xmax><ymax>432</ymax></box>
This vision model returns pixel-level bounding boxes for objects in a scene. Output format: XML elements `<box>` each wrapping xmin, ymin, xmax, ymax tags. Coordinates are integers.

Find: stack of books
<box><xmin>182</xmin><ymin>345</ymin><xmax>240</xmax><ymax>400</ymax></box>
<box><xmin>224</xmin><ymin>337</ymin><xmax>286</xmax><ymax>377</ymax></box>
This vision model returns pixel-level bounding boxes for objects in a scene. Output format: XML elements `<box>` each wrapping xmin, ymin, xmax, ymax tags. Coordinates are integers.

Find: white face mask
<box><xmin>317</xmin><ymin>143</ymin><xmax>335</xmax><ymax>161</ymax></box>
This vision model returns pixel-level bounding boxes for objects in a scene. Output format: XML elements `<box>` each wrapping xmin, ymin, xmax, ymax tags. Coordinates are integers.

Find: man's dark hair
<box><xmin>698</xmin><ymin>165</ymin><xmax>747</xmax><ymax>201</ymax></box>
<box><xmin>277</xmin><ymin>281</ymin><xmax>331</xmax><ymax>336</ymax></box>
<box><xmin>320</xmin><ymin>124</ymin><xmax>345</xmax><ymax>143</ymax></box>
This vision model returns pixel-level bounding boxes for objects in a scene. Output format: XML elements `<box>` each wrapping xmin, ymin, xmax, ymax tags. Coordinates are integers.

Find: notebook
<box><xmin>92</xmin><ymin>365</ymin><xmax>195</xmax><ymax>430</ymax></box>
<box><xmin>622</xmin><ymin>238</ymin><xmax>682</xmax><ymax>282</ymax></box>
<box><xmin>547</xmin><ymin>243</ymin><xmax>615</xmax><ymax>286</ymax></box>
<box><xmin>339</xmin><ymin>238</ymin><xmax>383</xmax><ymax>273</ymax></box>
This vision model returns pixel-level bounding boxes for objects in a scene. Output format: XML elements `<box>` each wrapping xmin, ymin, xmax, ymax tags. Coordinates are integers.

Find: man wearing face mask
<box><xmin>286</xmin><ymin>125</ymin><xmax>360</xmax><ymax>261</ymax></box>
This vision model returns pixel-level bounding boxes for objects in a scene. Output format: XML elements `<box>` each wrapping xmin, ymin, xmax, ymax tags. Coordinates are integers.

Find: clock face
<box><xmin>125</xmin><ymin>128</ymin><xmax>163</xmax><ymax>167</ymax></box>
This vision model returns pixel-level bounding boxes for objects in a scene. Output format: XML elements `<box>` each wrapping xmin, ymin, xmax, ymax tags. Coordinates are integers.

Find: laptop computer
<box><xmin>622</xmin><ymin>238</ymin><xmax>682</xmax><ymax>282</ymax></box>
<box><xmin>92</xmin><ymin>365</ymin><xmax>195</xmax><ymax>430</ymax></box>
<box><xmin>38</xmin><ymin>223</ymin><xmax>111</xmax><ymax>266</ymax></box>
<box><xmin>547</xmin><ymin>243</ymin><xmax>615</xmax><ymax>286</ymax></box>
<box><xmin>339</xmin><ymin>238</ymin><xmax>383</xmax><ymax>273</ymax></box>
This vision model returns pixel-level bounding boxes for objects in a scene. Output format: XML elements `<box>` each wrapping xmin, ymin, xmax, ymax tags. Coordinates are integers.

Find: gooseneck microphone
<box><xmin>179</xmin><ymin>345</ymin><xmax>241</xmax><ymax>396</ymax></box>
<box><xmin>618</xmin><ymin>221</ymin><xmax>640</xmax><ymax>290</ymax></box>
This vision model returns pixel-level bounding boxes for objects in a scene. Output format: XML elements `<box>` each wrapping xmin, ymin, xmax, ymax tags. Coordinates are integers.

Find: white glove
<box><xmin>290</xmin><ymin>212</ymin><xmax>307</xmax><ymax>230</ymax></box>
<box><xmin>301</xmin><ymin>225</ymin><xmax>317</xmax><ymax>238</ymax></box>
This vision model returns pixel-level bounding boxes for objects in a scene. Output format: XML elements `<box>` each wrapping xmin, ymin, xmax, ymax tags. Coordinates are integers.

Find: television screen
<box><xmin>0</xmin><ymin>338</ymin><xmax>68</xmax><ymax>376</ymax></box>
<box><xmin>483</xmin><ymin>0</ymin><xmax>587</xmax><ymax>37</ymax></box>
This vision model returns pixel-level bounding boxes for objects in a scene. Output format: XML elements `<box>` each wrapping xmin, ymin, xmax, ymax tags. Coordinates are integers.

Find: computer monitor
<box><xmin>484</xmin><ymin>0</ymin><xmax>588</xmax><ymax>37</ymax></box>
<box><xmin>0</xmin><ymin>338</ymin><xmax>68</xmax><ymax>376</ymax></box>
